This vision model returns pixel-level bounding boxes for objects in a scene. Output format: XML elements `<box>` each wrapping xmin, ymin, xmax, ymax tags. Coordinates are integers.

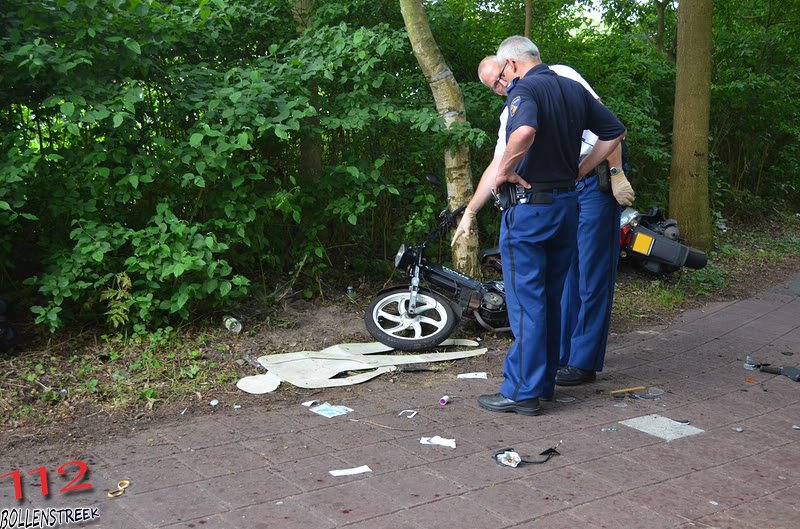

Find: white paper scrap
<box><xmin>301</xmin><ymin>400</ymin><xmax>319</xmax><ymax>407</ymax></box>
<box><xmin>619</xmin><ymin>414</ymin><xmax>705</xmax><ymax>441</ymax></box>
<box><xmin>309</xmin><ymin>402</ymin><xmax>353</xmax><ymax>418</ymax></box>
<box><xmin>329</xmin><ymin>465</ymin><xmax>372</xmax><ymax>477</ymax></box>
<box><xmin>457</xmin><ymin>372</ymin><xmax>488</xmax><ymax>379</ymax></box>
<box><xmin>420</xmin><ymin>436</ymin><xmax>456</xmax><ymax>448</ymax></box>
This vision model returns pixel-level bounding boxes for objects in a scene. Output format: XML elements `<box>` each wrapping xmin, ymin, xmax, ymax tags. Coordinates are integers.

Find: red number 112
<box><xmin>2</xmin><ymin>461</ymin><xmax>92</xmax><ymax>500</ymax></box>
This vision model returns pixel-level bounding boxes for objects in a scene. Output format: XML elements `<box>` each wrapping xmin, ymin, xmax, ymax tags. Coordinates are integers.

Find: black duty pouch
<box><xmin>492</xmin><ymin>183</ymin><xmax>526</xmax><ymax>211</ymax></box>
<box><xmin>595</xmin><ymin>161</ymin><xmax>611</xmax><ymax>193</ymax></box>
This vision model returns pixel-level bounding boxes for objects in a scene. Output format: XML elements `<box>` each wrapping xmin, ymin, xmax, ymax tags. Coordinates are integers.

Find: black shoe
<box><xmin>555</xmin><ymin>366</ymin><xmax>596</xmax><ymax>386</ymax></box>
<box><xmin>478</xmin><ymin>393</ymin><xmax>542</xmax><ymax>416</ymax></box>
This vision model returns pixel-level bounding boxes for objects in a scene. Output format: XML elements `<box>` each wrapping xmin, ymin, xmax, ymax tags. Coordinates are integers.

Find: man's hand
<box><xmin>451</xmin><ymin>208</ymin><xmax>478</xmax><ymax>247</ymax></box>
<box><xmin>494</xmin><ymin>171</ymin><xmax>529</xmax><ymax>191</ymax></box>
<box><xmin>611</xmin><ymin>171</ymin><xmax>635</xmax><ymax>206</ymax></box>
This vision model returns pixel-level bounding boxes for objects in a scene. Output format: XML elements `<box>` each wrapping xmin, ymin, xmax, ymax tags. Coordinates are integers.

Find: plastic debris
<box><xmin>209</xmin><ymin>399</ymin><xmax>219</xmax><ymax>407</ymax></box>
<box><xmin>346</xmin><ymin>286</ymin><xmax>356</xmax><ymax>300</ymax></box>
<box><xmin>556</xmin><ymin>396</ymin><xmax>577</xmax><ymax>403</ymax></box>
<box><xmin>793</xmin><ymin>425</ymin><xmax>800</xmax><ymax>430</ymax></box>
<box><xmin>179</xmin><ymin>407</ymin><xmax>188</xmax><ymax>416</ymax></box>
<box><xmin>743</xmin><ymin>355</ymin><xmax>758</xmax><ymax>371</ymax></box>
<box><xmin>709</xmin><ymin>500</ymin><xmax>719</xmax><ymax>506</ymax></box>
<box><xmin>329</xmin><ymin>465</ymin><xmax>372</xmax><ymax>477</ymax></box>
<box><xmin>301</xmin><ymin>400</ymin><xmax>320</xmax><ymax>407</ymax></box>
<box><xmin>237</xmin><ymin>373</ymin><xmax>282</xmax><ymax>394</ymax></box>
<box><xmin>398</xmin><ymin>409</ymin><xmax>418</xmax><ymax>418</ymax></box>
<box><xmin>734</xmin><ymin>427</ymin><xmax>745</xmax><ymax>433</ymax></box>
<box><xmin>671</xmin><ymin>419</ymin><xmax>690</xmax><ymax>424</ymax></box>
<box><xmin>420</xmin><ymin>436</ymin><xmax>456</xmax><ymax>448</ymax></box>
<box><xmin>635</xmin><ymin>387</ymin><xmax>665</xmax><ymax>400</ymax></box>
<box><xmin>308</xmin><ymin>402</ymin><xmax>353</xmax><ymax>418</ymax></box>
<box><xmin>601</xmin><ymin>427</ymin><xmax>618</xmax><ymax>432</ymax></box>
<box><xmin>613</xmin><ymin>402</ymin><xmax>628</xmax><ymax>408</ymax></box>
<box><xmin>438</xmin><ymin>395</ymin><xmax>451</xmax><ymax>406</ymax></box>
<box><xmin>233</xmin><ymin>404</ymin><xmax>241</xmax><ymax>410</ymax></box>
<box><xmin>492</xmin><ymin>443</ymin><xmax>561</xmax><ymax>467</ymax></box>
<box><xmin>224</xmin><ymin>316</ymin><xmax>242</xmax><ymax>333</ymax></box>
<box><xmin>781</xmin><ymin>351</ymin><xmax>794</xmax><ymax>356</ymax></box>
<box><xmin>744</xmin><ymin>378</ymin><xmax>754</xmax><ymax>383</ymax></box>
<box><xmin>457</xmin><ymin>372</ymin><xmax>488</xmax><ymax>379</ymax></box>
<box><xmin>495</xmin><ymin>450</ymin><xmax>522</xmax><ymax>468</ymax></box>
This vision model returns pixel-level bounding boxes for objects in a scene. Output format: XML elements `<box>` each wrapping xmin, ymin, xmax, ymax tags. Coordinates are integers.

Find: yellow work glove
<box><xmin>450</xmin><ymin>208</ymin><xmax>478</xmax><ymax>247</ymax></box>
<box><xmin>611</xmin><ymin>170</ymin><xmax>635</xmax><ymax>206</ymax></box>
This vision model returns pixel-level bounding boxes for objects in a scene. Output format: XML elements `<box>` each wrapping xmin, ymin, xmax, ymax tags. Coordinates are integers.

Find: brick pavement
<box><xmin>3</xmin><ymin>276</ymin><xmax>799</xmax><ymax>529</ymax></box>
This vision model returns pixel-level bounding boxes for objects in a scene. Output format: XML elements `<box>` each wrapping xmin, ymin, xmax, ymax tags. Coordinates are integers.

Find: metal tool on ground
<box><xmin>759</xmin><ymin>365</ymin><xmax>800</xmax><ymax>381</ymax></box>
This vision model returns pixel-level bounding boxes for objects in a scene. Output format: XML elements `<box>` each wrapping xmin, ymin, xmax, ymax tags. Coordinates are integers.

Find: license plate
<box><xmin>632</xmin><ymin>232</ymin><xmax>654</xmax><ymax>255</ymax></box>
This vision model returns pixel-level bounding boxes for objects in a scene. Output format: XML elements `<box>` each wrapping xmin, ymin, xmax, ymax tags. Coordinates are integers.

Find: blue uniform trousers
<box><xmin>499</xmin><ymin>191</ymin><xmax>578</xmax><ymax>401</ymax></box>
<box><xmin>559</xmin><ymin>174</ymin><xmax>621</xmax><ymax>372</ymax></box>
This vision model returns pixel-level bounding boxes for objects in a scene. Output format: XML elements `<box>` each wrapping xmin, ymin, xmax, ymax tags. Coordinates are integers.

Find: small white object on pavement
<box><xmin>420</xmin><ymin>436</ymin><xmax>456</xmax><ymax>448</ymax></box>
<box><xmin>329</xmin><ymin>465</ymin><xmax>372</xmax><ymax>477</ymax></box>
<box><xmin>457</xmin><ymin>372</ymin><xmax>488</xmax><ymax>379</ymax></box>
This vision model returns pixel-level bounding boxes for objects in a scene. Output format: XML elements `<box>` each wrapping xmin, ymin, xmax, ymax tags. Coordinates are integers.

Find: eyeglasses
<box><xmin>493</xmin><ymin>60</ymin><xmax>511</xmax><ymax>93</ymax></box>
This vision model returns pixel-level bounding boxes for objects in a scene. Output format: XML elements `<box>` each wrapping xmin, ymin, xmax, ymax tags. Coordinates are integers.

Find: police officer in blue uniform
<box><xmin>478</xmin><ymin>36</ymin><xmax>626</xmax><ymax>415</ymax></box>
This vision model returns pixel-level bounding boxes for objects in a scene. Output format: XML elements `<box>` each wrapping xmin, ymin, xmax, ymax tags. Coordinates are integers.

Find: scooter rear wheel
<box><xmin>364</xmin><ymin>288</ymin><xmax>458</xmax><ymax>351</ymax></box>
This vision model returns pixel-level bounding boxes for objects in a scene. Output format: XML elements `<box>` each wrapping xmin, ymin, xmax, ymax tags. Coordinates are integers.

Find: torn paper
<box><xmin>329</xmin><ymin>465</ymin><xmax>372</xmax><ymax>476</ymax></box>
<box><xmin>457</xmin><ymin>372</ymin><xmax>488</xmax><ymax>379</ymax></box>
<box><xmin>420</xmin><ymin>436</ymin><xmax>456</xmax><ymax>448</ymax></box>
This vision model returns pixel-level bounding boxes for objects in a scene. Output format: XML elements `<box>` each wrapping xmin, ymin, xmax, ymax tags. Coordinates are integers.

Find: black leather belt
<box><xmin>527</xmin><ymin>179</ymin><xmax>576</xmax><ymax>194</ymax></box>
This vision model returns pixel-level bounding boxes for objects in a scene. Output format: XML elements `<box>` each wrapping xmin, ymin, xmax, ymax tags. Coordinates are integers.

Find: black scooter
<box><xmin>364</xmin><ymin>204</ymin><xmax>509</xmax><ymax>351</ymax></box>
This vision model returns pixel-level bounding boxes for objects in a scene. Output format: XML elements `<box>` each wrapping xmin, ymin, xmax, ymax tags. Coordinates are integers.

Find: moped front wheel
<box><xmin>364</xmin><ymin>288</ymin><xmax>458</xmax><ymax>351</ymax></box>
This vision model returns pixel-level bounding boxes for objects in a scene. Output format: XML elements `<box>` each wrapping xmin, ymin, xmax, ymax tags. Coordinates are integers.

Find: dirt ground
<box><xmin>3</xmin><ymin>249</ymin><xmax>800</xmax><ymax>463</ymax></box>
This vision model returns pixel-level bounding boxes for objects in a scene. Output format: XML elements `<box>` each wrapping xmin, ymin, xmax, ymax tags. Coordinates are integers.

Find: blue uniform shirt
<box><xmin>505</xmin><ymin>63</ymin><xmax>625</xmax><ymax>184</ymax></box>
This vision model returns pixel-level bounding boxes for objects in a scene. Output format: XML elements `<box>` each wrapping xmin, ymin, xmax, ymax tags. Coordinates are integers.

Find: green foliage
<box><xmin>1</xmin><ymin>0</ymin><xmax>799</xmax><ymax>333</ymax></box>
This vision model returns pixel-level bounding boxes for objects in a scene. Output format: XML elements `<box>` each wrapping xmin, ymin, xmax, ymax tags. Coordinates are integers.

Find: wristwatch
<box><xmin>609</xmin><ymin>166</ymin><xmax>623</xmax><ymax>176</ymax></box>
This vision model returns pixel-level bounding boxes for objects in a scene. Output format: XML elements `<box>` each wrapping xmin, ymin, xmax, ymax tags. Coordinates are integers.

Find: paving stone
<box><xmin>211</xmin><ymin>408</ymin><xmax>300</xmax><ymax>439</ymax></box>
<box><xmin>714</xmin><ymin>454</ymin><xmax>796</xmax><ymax>496</ymax></box>
<box><xmin>461</xmin><ymin>479</ymin><xmax>566</xmax><ymax>524</ymax></box>
<box><xmin>506</xmin><ymin>512</ymin><xmax>602</xmax><ymax>529</ymax></box>
<box><xmin>303</xmin><ymin>418</ymin><xmax>398</xmax><ymax>448</ymax></box>
<box><xmin>720</xmin><ymin>495</ymin><xmax>800</xmax><ymax>529</ymax></box>
<box><xmin>524</xmin><ymin>465</ymin><xmax>622</xmax><ymax>507</ymax></box>
<box><xmin>398</xmin><ymin>494</ymin><xmax>511</xmax><ymax>529</ymax></box>
<box><xmin>367</xmin><ymin>467</ymin><xmax>467</xmax><ymax>509</ymax></box>
<box><xmin>388</xmin><ymin>429</ymin><xmax>481</xmax><ymax>463</ymax></box>
<box><xmin>333</xmin><ymin>440</ymin><xmax>430</xmax><ymax>475</ymax></box>
<box><xmin>196</xmin><ymin>466</ymin><xmax>301</xmax><ymax>508</ymax></box>
<box><xmin>579</xmin><ymin>454</ymin><xmax>673</xmax><ymax>490</ymax></box>
<box><xmin>121</xmin><ymin>483</ymin><xmax>228</xmax><ymax>526</ymax></box>
<box><xmin>663</xmin><ymin>466</ymin><xmax>775</xmax><ymax>509</ymax></box>
<box><xmin>78</xmin><ymin>501</ymin><xmax>154</xmax><ymax>529</ymax></box>
<box><xmin>92</xmin><ymin>456</ymin><xmax>205</xmax><ymax>496</ymax></box>
<box><xmin>625</xmin><ymin>481</ymin><xmax>724</xmax><ymax>521</ymax></box>
<box><xmin>693</xmin><ymin>511</ymin><xmax>762</xmax><ymax>529</ymax></box>
<box><xmin>424</xmin><ymin>451</ymin><xmax>521</xmax><ymax>489</ymax></box>
<box><xmin>271</xmin><ymin>453</ymin><xmax>361</xmax><ymax>492</ymax></box>
<box><xmin>295</xmin><ymin>478</ymin><xmax>398</xmax><ymax>525</ymax></box>
<box><xmin>214</xmin><ymin>496</ymin><xmax>334</xmax><ymax>529</ymax></box>
<box><xmin>173</xmin><ymin>442</ymin><xmax>270</xmax><ymax>479</ymax></box>
<box><xmin>158</xmin><ymin>418</ymin><xmax>246</xmax><ymax>450</ymax></box>
<box><xmin>91</xmin><ymin>429</ymin><xmax>180</xmax><ymax>465</ymax></box>
<box><xmin>240</xmin><ymin>430</ymin><xmax>333</xmax><ymax>463</ymax></box>
<box><xmin>569</xmin><ymin>494</ymin><xmax>684</xmax><ymax>529</ymax></box>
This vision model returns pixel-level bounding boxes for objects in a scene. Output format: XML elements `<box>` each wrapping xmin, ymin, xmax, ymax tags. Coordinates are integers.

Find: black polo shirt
<box><xmin>505</xmin><ymin>63</ymin><xmax>625</xmax><ymax>184</ymax></box>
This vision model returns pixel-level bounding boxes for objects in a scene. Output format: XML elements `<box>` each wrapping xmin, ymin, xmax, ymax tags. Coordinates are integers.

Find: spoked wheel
<box><xmin>364</xmin><ymin>287</ymin><xmax>458</xmax><ymax>351</ymax></box>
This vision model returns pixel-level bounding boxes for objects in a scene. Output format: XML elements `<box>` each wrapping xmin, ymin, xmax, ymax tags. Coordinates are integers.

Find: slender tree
<box><xmin>293</xmin><ymin>0</ymin><xmax>322</xmax><ymax>184</ymax></box>
<box><xmin>668</xmin><ymin>0</ymin><xmax>713</xmax><ymax>251</ymax></box>
<box><xmin>525</xmin><ymin>0</ymin><xmax>532</xmax><ymax>38</ymax></box>
<box><xmin>399</xmin><ymin>0</ymin><xmax>478</xmax><ymax>275</ymax></box>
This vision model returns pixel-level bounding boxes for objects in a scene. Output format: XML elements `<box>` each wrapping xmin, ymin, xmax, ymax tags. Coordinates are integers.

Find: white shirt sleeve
<box><xmin>494</xmin><ymin>106</ymin><xmax>509</xmax><ymax>158</ymax></box>
<box><xmin>550</xmin><ymin>64</ymin><xmax>600</xmax><ymax>156</ymax></box>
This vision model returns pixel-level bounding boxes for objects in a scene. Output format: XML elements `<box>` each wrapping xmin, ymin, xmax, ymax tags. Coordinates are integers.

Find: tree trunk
<box><xmin>654</xmin><ymin>0</ymin><xmax>667</xmax><ymax>53</ymax></box>
<box><xmin>293</xmin><ymin>0</ymin><xmax>322</xmax><ymax>185</ymax></box>
<box><xmin>668</xmin><ymin>0</ymin><xmax>713</xmax><ymax>251</ymax></box>
<box><xmin>399</xmin><ymin>0</ymin><xmax>478</xmax><ymax>275</ymax></box>
<box><xmin>525</xmin><ymin>0</ymin><xmax>532</xmax><ymax>39</ymax></box>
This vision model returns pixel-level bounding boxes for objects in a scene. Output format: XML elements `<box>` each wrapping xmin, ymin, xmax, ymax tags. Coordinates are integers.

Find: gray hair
<box><xmin>496</xmin><ymin>36</ymin><xmax>541</xmax><ymax>64</ymax></box>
